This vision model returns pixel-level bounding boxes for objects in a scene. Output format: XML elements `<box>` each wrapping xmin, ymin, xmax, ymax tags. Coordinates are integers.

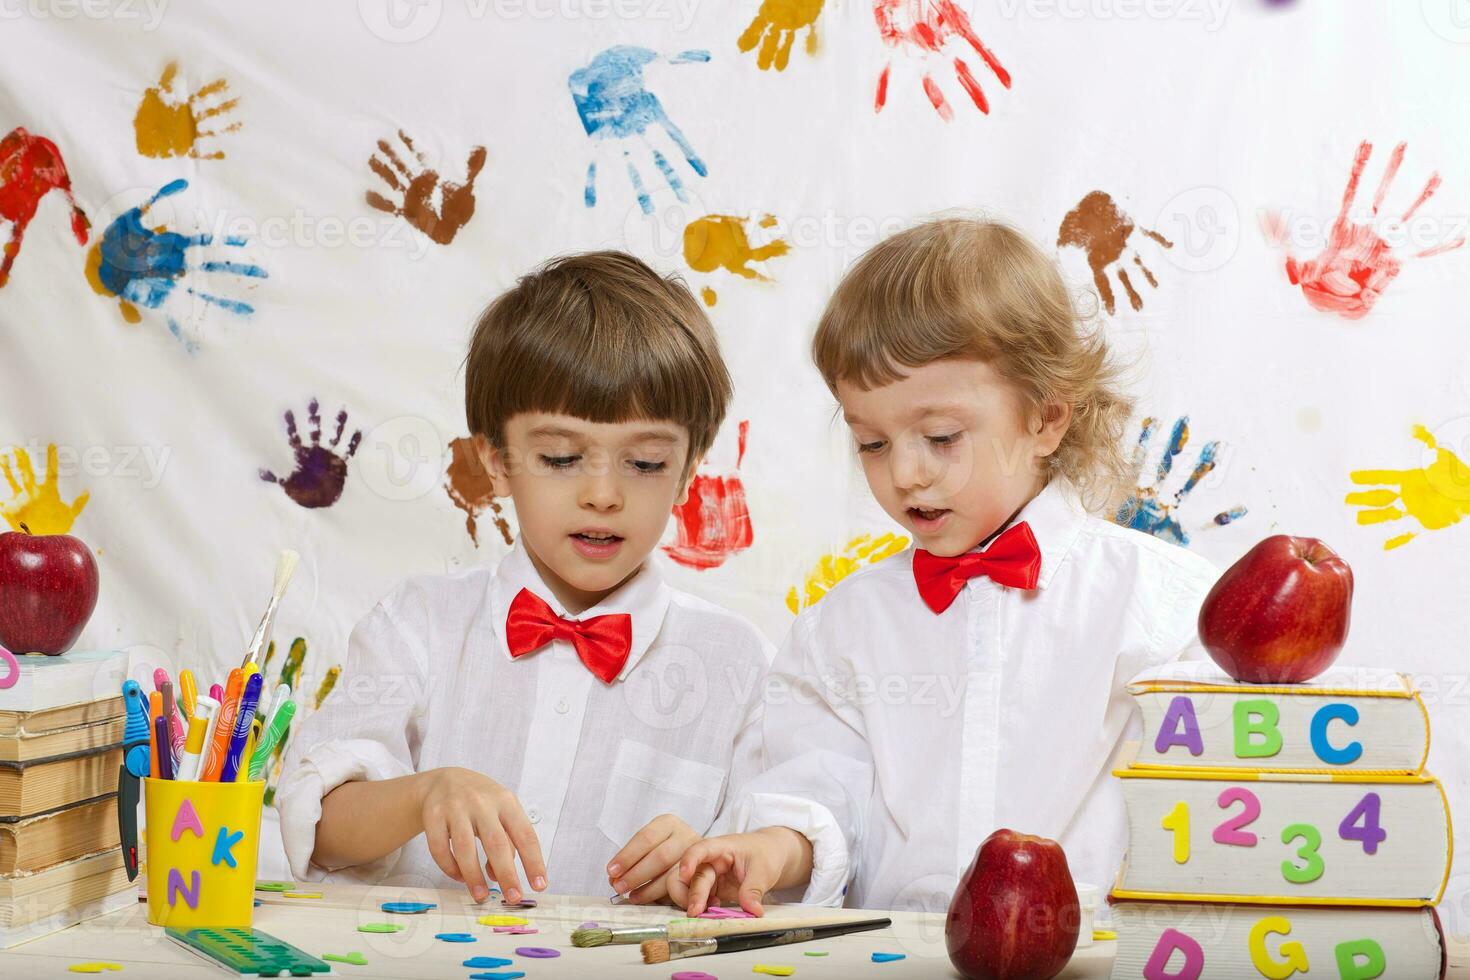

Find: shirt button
<box><xmin>555</xmin><ymin>698</ymin><xmax>569</xmax><ymax>714</ymax></box>
<box><xmin>528</xmin><ymin>808</ymin><xmax>541</xmax><ymax>824</ymax></box>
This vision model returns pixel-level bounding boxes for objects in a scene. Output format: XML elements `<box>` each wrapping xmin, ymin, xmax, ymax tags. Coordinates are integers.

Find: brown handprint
<box><xmin>444</xmin><ymin>436</ymin><xmax>513</xmax><ymax>548</ymax></box>
<box><xmin>1058</xmin><ymin>191</ymin><xmax>1173</xmax><ymax>315</ymax></box>
<box><xmin>739</xmin><ymin>0</ymin><xmax>826</xmax><ymax>71</ymax></box>
<box><xmin>365</xmin><ymin>130</ymin><xmax>486</xmax><ymax>246</ymax></box>
<box><xmin>873</xmin><ymin>0</ymin><xmax>1011</xmax><ymax>120</ymax></box>
<box><xmin>1279</xmin><ymin>140</ymin><xmax>1462</xmax><ymax>320</ymax></box>
<box><xmin>133</xmin><ymin>62</ymin><xmax>242</xmax><ymax>160</ymax></box>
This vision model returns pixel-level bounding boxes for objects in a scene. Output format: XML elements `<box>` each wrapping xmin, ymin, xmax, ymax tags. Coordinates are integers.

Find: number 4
<box><xmin>1339</xmin><ymin>792</ymin><xmax>1387</xmax><ymax>856</ymax></box>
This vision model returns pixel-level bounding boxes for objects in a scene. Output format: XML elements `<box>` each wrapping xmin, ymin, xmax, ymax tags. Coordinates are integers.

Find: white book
<box><xmin>1110</xmin><ymin>899</ymin><xmax>1445</xmax><ymax>979</ymax></box>
<box><xmin>0</xmin><ymin>651</ymin><xmax>130</xmax><ymax>714</ymax></box>
<box><xmin>1128</xmin><ymin>662</ymin><xmax>1428</xmax><ymax>774</ymax></box>
<box><xmin>1113</xmin><ymin>767</ymin><xmax>1450</xmax><ymax>905</ymax></box>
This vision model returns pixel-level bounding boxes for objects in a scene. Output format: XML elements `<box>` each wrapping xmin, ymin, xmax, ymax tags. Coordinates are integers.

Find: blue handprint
<box><xmin>1113</xmin><ymin>416</ymin><xmax>1247</xmax><ymax>547</ymax></box>
<box><xmin>568</xmin><ymin>46</ymin><xmax>710</xmax><ymax>215</ymax></box>
<box><xmin>85</xmin><ymin>178</ymin><xmax>266</xmax><ymax>351</ymax></box>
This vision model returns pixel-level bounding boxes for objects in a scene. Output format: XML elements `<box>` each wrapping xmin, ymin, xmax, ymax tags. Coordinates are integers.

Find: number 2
<box><xmin>1214</xmin><ymin>787</ymin><xmax>1261</xmax><ymax>846</ymax></box>
<box><xmin>1281</xmin><ymin>823</ymin><xmax>1325</xmax><ymax>883</ymax></box>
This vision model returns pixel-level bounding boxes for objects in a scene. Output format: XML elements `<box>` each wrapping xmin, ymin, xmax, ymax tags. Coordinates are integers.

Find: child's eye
<box><xmin>856</xmin><ymin>440</ymin><xmax>886</xmax><ymax>454</ymax></box>
<box><xmin>539</xmin><ymin>454</ymin><xmax>579</xmax><ymax>469</ymax></box>
<box><xmin>926</xmin><ymin>432</ymin><xmax>962</xmax><ymax>447</ymax></box>
<box><xmin>629</xmin><ymin>459</ymin><xmax>667</xmax><ymax>473</ymax></box>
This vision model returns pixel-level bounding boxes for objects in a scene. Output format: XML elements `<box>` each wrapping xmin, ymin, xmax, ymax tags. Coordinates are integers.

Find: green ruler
<box><xmin>166</xmin><ymin>927</ymin><xmax>331</xmax><ymax>976</ymax></box>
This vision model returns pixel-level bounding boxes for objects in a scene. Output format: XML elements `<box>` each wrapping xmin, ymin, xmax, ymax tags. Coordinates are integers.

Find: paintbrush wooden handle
<box><xmin>669</xmin><ymin>915</ymin><xmax>879</xmax><ymax>939</ymax></box>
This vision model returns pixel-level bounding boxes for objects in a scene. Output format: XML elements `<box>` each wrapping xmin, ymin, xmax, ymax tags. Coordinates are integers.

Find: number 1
<box><xmin>1162</xmin><ymin>802</ymin><xmax>1190</xmax><ymax>864</ymax></box>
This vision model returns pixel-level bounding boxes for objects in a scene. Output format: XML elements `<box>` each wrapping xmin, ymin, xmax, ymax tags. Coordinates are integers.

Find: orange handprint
<box><xmin>1346</xmin><ymin>424</ymin><xmax>1470</xmax><ymax>550</ymax></box>
<box><xmin>1280</xmin><ymin>141</ymin><xmax>1462</xmax><ymax>320</ymax></box>
<box><xmin>682</xmin><ymin>214</ymin><xmax>790</xmax><ymax>305</ymax></box>
<box><xmin>1058</xmin><ymin>191</ymin><xmax>1173</xmax><ymax>316</ymax></box>
<box><xmin>133</xmin><ymin>61</ymin><xmax>242</xmax><ymax>160</ymax></box>
<box><xmin>1</xmin><ymin>444</ymin><xmax>90</xmax><ymax>535</ymax></box>
<box><xmin>873</xmin><ymin>0</ymin><xmax>1011</xmax><ymax>120</ymax></box>
<box><xmin>366</xmin><ymin>130</ymin><xmax>487</xmax><ymax>246</ymax></box>
<box><xmin>738</xmin><ymin>0</ymin><xmax>825</xmax><ymax>71</ymax></box>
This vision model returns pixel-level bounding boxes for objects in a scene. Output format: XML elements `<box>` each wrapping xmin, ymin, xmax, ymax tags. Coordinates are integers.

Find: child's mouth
<box><xmin>907</xmin><ymin>506</ymin><xmax>951</xmax><ymax>532</ymax></box>
<box><xmin>571</xmin><ymin>530</ymin><xmax>624</xmax><ymax>559</ymax></box>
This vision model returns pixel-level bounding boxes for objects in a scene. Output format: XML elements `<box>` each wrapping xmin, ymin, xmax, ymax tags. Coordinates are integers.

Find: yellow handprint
<box><xmin>786</xmin><ymin>532</ymin><xmax>909</xmax><ymax>613</ymax></box>
<box><xmin>738</xmin><ymin>0</ymin><xmax>825</xmax><ymax>71</ymax></box>
<box><xmin>1345</xmin><ymin>424</ymin><xmax>1470</xmax><ymax>550</ymax></box>
<box><xmin>1</xmin><ymin>444</ymin><xmax>90</xmax><ymax>534</ymax></box>
<box><xmin>683</xmin><ymin>213</ymin><xmax>790</xmax><ymax>306</ymax></box>
<box><xmin>133</xmin><ymin>61</ymin><xmax>242</xmax><ymax>160</ymax></box>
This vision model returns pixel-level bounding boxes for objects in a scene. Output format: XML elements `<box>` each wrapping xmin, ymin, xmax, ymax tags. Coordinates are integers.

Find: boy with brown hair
<box><xmin>277</xmin><ymin>251</ymin><xmax>773</xmax><ymax>903</ymax></box>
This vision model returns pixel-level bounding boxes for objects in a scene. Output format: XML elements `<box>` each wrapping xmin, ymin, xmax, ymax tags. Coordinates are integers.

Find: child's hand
<box><xmin>670</xmin><ymin>827</ymin><xmax>812</xmax><ymax>917</ymax></box>
<box><xmin>417</xmin><ymin>767</ymin><xmax>548</xmax><ymax>904</ymax></box>
<box><xmin>606</xmin><ymin>813</ymin><xmax>701</xmax><ymax>903</ymax></box>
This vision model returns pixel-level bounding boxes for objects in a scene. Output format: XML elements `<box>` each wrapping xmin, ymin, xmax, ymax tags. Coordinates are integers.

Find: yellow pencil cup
<box><xmin>143</xmin><ymin>777</ymin><xmax>264</xmax><ymax>929</ymax></box>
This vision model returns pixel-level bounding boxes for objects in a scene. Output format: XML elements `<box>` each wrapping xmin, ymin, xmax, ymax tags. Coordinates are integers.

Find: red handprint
<box><xmin>0</xmin><ymin>128</ymin><xmax>90</xmax><ymax>289</ymax></box>
<box><xmin>663</xmin><ymin>421</ymin><xmax>753</xmax><ymax>571</ymax></box>
<box><xmin>873</xmin><ymin>0</ymin><xmax>1011</xmax><ymax>120</ymax></box>
<box><xmin>1281</xmin><ymin>140</ymin><xmax>1462</xmax><ymax>320</ymax></box>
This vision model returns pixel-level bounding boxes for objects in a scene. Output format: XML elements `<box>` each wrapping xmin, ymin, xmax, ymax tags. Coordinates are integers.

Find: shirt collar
<box><xmin>489</xmin><ymin>538</ymin><xmax>672</xmax><ymax>680</ymax></box>
<box><xmin>976</xmin><ymin>475</ymin><xmax>1089</xmax><ymax>590</ymax></box>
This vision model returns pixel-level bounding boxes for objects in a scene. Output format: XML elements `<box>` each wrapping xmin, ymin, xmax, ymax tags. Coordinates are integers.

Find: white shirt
<box><xmin>276</xmin><ymin>541</ymin><xmax>775</xmax><ymax>894</ymax></box>
<box><xmin>718</xmin><ymin>477</ymin><xmax>1220</xmax><ymax>912</ymax></box>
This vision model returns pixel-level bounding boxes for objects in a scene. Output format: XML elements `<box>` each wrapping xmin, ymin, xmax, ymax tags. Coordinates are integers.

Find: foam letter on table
<box><xmin>1143</xmin><ymin>927</ymin><xmax>1204</xmax><ymax>980</ymax></box>
<box><xmin>168</xmin><ymin>868</ymin><xmax>201</xmax><ymax>909</ymax></box>
<box><xmin>171</xmin><ymin>798</ymin><xmax>205</xmax><ymax>842</ymax></box>
<box><xmin>1155</xmin><ymin>696</ymin><xmax>1204</xmax><ymax>757</ymax></box>
<box><xmin>1233</xmin><ymin>699</ymin><xmax>1283</xmax><ymax>759</ymax></box>
<box><xmin>1248</xmin><ymin>916</ymin><xmax>1309</xmax><ymax>979</ymax></box>
<box><xmin>212</xmin><ymin>826</ymin><xmax>244</xmax><ymax>868</ymax></box>
<box><xmin>1310</xmin><ymin>702</ymin><xmax>1363</xmax><ymax>765</ymax></box>
<box><xmin>1335</xmin><ymin>938</ymin><xmax>1387</xmax><ymax>980</ymax></box>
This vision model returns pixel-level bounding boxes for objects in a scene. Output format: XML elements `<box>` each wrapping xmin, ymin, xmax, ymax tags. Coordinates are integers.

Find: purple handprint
<box><xmin>259</xmin><ymin>399</ymin><xmax>362</xmax><ymax>509</ymax></box>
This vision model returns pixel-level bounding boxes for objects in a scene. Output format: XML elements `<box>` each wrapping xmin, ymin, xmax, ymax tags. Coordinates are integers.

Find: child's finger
<box><xmin>664</xmin><ymin>866</ymin><xmax>690</xmax><ymax>909</ymax></box>
<box><xmin>501</xmin><ymin>806</ymin><xmax>548</xmax><ymax>892</ymax></box>
<box><xmin>626</xmin><ymin>871</ymin><xmax>670</xmax><ymax>905</ymax></box>
<box><xmin>614</xmin><ymin>835</ymin><xmax>687</xmax><ymax>898</ymax></box>
<box><xmin>425</xmin><ymin>821</ymin><xmax>463</xmax><ymax>883</ymax></box>
<box><xmin>738</xmin><ymin>873</ymin><xmax>772</xmax><ymax>917</ymax></box>
<box><xmin>678</xmin><ymin>839</ymin><xmax>723</xmax><ymax>882</ymax></box>
<box><xmin>449</xmin><ymin>818</ymin><xmax>489</xmax><ymax>899</ymax></box>
<box><xmin>478</xmin><ymin>817</ymin><xmax>524</xmax><ymax>903</ymax></box>
<box><xmin>607</xmin><ymin>817</ymin><xmax>668</xmax><ymax>883</ymax></box>
<box><xmin>685</xmin><ymin>864</ymin><xmax>720</xmax><ymax>916</ymax></box>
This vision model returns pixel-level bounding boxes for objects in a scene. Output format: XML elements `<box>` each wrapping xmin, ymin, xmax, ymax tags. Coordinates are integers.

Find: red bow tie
<box><xmin>912</xmin><ymin>521</ymin><xmax>1042</xmax><ymax>614</ymax></box>
<box><xmin>505</xmin><ymin>588</ymin><xmax>633</xmax><ymax>684</ymax></box>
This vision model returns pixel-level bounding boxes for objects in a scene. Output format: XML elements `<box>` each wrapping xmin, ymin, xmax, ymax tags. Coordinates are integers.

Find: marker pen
<box><xmin>177</xmin><ymin>697</ymin><xmax>218</xmax><ymax>782</ymax></box>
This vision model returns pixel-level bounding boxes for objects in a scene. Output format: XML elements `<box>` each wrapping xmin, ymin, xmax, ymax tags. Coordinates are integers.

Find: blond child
<box><xmin>276</xmin><ymin>252</ymin><xmax>772</xmax><ymax>903</ymax></box>
<box><xmin>668</xmin><ymin>218</ymin><xmax>1220</xmax><ymax>914</ymax></box>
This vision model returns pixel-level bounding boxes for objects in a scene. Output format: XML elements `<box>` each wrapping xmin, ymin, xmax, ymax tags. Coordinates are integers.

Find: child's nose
<box><xmin>579</xmin><ymin>471</ymin><xmax>623</xmax><ymax>511</ymax></box>
<box><xmin>890</xmin><ymin>439</ymin><xmax>935</xmax><ymax>491</ymax></box>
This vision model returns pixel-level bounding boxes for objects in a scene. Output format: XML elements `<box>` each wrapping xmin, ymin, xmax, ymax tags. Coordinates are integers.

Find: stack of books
<box><xmin>1109</xmin><ymin>661</ymin><xmax>1452</xmax><ymax>978</ymax></box>
<box><xmin>0</xmin><ymin>650</ymin><xmax>136</xmax><ymax>948</ymax></box>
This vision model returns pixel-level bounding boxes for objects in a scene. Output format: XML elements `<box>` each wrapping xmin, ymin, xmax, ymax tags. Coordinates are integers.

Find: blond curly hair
<box><xmin>812</xmin><ymin>216</ymin><xmax>1135</xmax><ymax>512</ymax></box>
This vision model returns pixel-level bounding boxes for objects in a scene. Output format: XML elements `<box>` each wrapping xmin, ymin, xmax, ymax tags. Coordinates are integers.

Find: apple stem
<box><xmin>18</xmin><ymin>523</ymin><xmax>31</xmax><ymax>536</ymax></box>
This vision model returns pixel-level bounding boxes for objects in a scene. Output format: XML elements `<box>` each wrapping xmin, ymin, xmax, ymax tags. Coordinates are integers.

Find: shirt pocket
<box><xmin>596</xmin><ymin>738</ymin><xmax>727</xmax><ymax>847</ymax></box>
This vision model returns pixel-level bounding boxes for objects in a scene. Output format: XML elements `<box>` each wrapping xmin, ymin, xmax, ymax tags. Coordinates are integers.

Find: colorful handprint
<box><xmin>86</xmin><ymin>179</ymin><xmax>267</xmax><ymax>350</ymax></box>
<box><xmin>873</xmin><ymin>0</ymin><xmax>1011</xmax><ymax>120</ymax></box>
<box><xmin>739</xmin><ymin>0</ymin><xmax>825</xmax><ymax>71</ymax></box>
<box><xmin>259</xmin><ymin>399</ymin><xmax>362</xmax><ymax>510</ymax></box>
<box><xmin>1113</xmin><ymin>416</ymin><xmax>1247</xmax><ymax>547</ymax></box>
<box><xmin>365</xmin><ymin>130</ymin><xmax>487</xmax><ymax>246</ymax></box>
<box><xmin>0</xmin><ymin>128</ymin><xmax>90</xmax><ymax>289</ymax></box>
<box><xmin>133</xmin><ymin>61</ymin><xmax>242</xmax><ymax>160</ymax></box>
<box><xmin>1</xmin><ymin>444</ymin><xmax>90</xmax><ymax>535</ymax></box>
<box><xmin>682</xmin><ymin>213</ymin><xmax>790</xmax><ymax>305</ymax></box>
<box><xmin>1346</xmin><ymin>424</ymin><xmax>1470</xmax><ymax>550</ymax></box>
<box><xmin>663</xmin><ymin>421</ymin><xmax>752</xmax><ymax>570</ymax></box>
<box><xmin>445</xmin><ymin>436</ymin><xmax>513</xmax><ymax>547</ymax></box>
<box><xmin>569</xmin><ymin>46</ymin><xmax>710</xmax><ymax>215</ymax></box>
<box><xmin>1280</xmin><ymin>141</ymin><xmax>1462</xmax><ymax>320</ymax></box>
<box><xmin>1058</xmin><ymin>191</ymin><xmax>1173</xmax><ymax>316</ymax></box>
<box><xmin>786</xmin><ymin>531</ymin><xmax>909</xmax><ymax>613</ymax></box>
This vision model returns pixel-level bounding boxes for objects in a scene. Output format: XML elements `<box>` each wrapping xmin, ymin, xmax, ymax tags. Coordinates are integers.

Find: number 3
<box><xmin>1280</xmin><ymin>823</ymin><xmax>1325</xmax><ymax>883</ymax></box>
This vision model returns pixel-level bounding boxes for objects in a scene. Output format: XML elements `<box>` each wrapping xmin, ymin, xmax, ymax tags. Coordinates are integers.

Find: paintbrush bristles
<box><xmin>273</xmin><ymin>549</ymin><xmax>300</xmax><ymax>591</ymax></box>
<box><xmin>640</xmin><ymin>939</ymin><xmax>671</xmax><ymax>964</ymax></box>
<box><xmin>570</xmin><ymin>928</ymin><xmax>613</xmax><ymax>948</ymax></box>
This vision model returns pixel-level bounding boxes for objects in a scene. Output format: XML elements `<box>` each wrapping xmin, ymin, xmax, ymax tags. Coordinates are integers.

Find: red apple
<box><xmin>946</xmin><ymin>829</ymin><xmax>1080</xmax><ymax>980</ymax></box>
<box><xmin>0</xmin><ymin>523</ymin><xmax>99</xmax><ymax>655</ymax></box>
<box><xmin>1198</xmin><ymin>534</ymin><xmax>1353</xmax><ymax>684</ymax></box>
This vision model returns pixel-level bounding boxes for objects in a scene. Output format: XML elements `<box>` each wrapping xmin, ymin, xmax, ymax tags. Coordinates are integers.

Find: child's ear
<box><xmin>675</xmin><ymin>455</ymin><xmax>704</xmax><ymax>506</ymax></box>
<box><xmin>473</xmin><ymin>433</ymin><xmax>512</xmax><ymax>499</ymax></box>
<box><xmin>1032</xmin><ymin>400</ymin><xmax>1073</xmax><ymax>457</ymax></box>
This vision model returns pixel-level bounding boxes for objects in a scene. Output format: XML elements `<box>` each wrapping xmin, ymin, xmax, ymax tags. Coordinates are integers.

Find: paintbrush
<box><xmin>640</xmin><ymin>918</ymin><xmax>891</xmax><ymax>964</ymax></box>
<box><xmin>241</xmin><ymin>550</ymin><xmax>300</xmax><ymax>668</ymax></box>
<box><xmin>574</xmin><ymin>913</ymin><xmax>879</xmax><ymax>948</ymax></box>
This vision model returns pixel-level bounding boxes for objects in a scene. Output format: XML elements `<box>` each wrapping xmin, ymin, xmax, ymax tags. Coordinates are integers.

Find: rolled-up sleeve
<box><xmin>275</xmin><ymin>597</ymin><xmax>428</xmax><ymax>882</ymax></box>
